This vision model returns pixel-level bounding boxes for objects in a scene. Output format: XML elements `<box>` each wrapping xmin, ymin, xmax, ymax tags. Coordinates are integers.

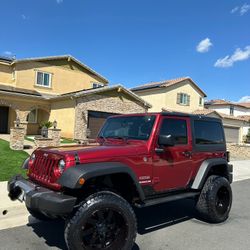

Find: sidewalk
<box><xmin>0</xmin><ymin>160</ymin><xmax>249</xmax><ymax>231</ymax></box>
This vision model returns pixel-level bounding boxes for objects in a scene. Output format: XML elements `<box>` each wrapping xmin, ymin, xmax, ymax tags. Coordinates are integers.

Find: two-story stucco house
<box><xmin>0</xmin><ymin>55</ymin><xmax>150</xmax><ymax>139</ymax></box>
<box><xmin>131</xmin><ymin>78</ymin><xmax>250</xmax><ymax>143</ymax></box>
<box><xmin>130</xmin><ymin>77</ymin><xmax>207</xmax><ymax>113</ymax></box>
<box><xmin>204</xmin><ymin>99</ymin><xmax>250</xmax><ymax>143</ymax></box>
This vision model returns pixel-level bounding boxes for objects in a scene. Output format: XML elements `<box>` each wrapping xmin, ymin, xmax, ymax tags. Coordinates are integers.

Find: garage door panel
<box><xmin>88</xmin><ymin>111</ymin><xmax>118</xmax><ymax>139</ymax></box>
<box><xmin>224</xmin><ymin>126</ymin><xmax>240</xmax><ymax>143</ymax></box>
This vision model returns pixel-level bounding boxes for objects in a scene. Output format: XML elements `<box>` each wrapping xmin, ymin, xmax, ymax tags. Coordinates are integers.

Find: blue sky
<box><xmin>0</xmin><ymin>0</ymin><xmax>249</xmax><ymax>102</ymax></box>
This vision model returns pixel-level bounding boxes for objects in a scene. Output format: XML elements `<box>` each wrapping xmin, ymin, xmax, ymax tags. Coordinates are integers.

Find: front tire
<box><xmin>65</xmin><ymin>191</ymin><xmax>137</xmax><ymax>250</ymax></box>
<box><xmin>196</xmin><ymin>175</ymin><xmax>232</xmax><ymax>223</ymax></box>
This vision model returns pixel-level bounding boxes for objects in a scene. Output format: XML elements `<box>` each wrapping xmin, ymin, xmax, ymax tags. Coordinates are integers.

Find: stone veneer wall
<box><xmin>74</xmin><ymin>94</ymin><xmax>147</xmax><ymax>139</ymax></box>
<box><xmin>48</xmin><ymin>129</ymin><xmax>61</xmax><ymax>147</ymax></box>
<box><xmin>227</xmin><ymin>143</ymin><xmax>250</xmax><ymax>160</ymax></box>
<box><xmin>10</xmin><ymin>127</ymin><xmax>25</xmax><ymax>150</ymax></box>
<box><xmin>35</xmin><ymin>138</ymin><xmax>54</xmax><ymax>148</ymax></box>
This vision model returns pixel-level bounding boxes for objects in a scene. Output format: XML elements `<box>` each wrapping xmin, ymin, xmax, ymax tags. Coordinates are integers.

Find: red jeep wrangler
<box><xmin>8</xmin><ymin>112</ymin><xmax>233</xmax><ymax>250</ymax></box>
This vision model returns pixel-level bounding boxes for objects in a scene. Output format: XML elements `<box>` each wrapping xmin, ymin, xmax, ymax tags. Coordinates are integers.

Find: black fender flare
<box><xmin>57</xmin><ymin>162</ymin><xmax>145</xmax><ymax>201</ymax></box>
<box><xmin>191</xmin><ymin>158</ymin><xmax>232</xmax><ymax>190</ymax></box>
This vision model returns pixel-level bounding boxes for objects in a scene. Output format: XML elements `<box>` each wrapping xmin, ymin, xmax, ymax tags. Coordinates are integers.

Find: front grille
<box><xmin>30</xmin><ymin>156</ymin><xmax>58</xmax><ymax>183</ymax></box>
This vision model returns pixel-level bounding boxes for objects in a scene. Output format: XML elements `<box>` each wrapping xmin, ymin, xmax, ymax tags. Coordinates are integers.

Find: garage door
<box><xmin>88</xmin><ymin>111</ymin><xmax>118</xmax><ymax>139</ymax></box>
<box><xmin>224</xmin><ymin>126</ymin><xmax>240</xmax><ymax>143</ymax></box>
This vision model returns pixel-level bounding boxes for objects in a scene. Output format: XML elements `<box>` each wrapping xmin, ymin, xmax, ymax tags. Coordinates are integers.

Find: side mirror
<box><xmin>158</xmin><ymin>134</ymin><xmax>175</xmax><ymax>147</ymax></box>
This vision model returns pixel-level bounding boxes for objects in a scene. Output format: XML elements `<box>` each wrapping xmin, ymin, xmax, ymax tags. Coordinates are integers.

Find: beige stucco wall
<box><xmin>49</xmin><ymin>99</ymin><xmax>76</xmax><ymax>138</ymax></box>
<box><xmin>134</xmin><ymin>80</ymin><xmax>204</xmax><ymax>112</ymax></box>
<box><xmin>14</xmin><ymin>60</ymin><xmax>107</xmax><ymax>95</ymax></box>
<box><xmin>0</xmin><ymin>63</ymin><xmax>14</xmax><ymax>85</ymax></box>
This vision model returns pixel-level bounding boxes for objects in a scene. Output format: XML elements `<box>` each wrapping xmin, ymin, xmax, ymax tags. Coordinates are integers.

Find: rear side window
<box><xmin>194</xmin><ymin>120</ymin><xmax>224</xmax><ymax>144</ymax></box>
<box><xmin>160</xmin><ymin>119</ymin><xmax>187</xmax><ymax>144</ymax></box>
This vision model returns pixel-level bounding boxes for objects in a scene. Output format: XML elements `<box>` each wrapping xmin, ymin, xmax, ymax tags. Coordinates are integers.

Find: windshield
<box><xmin>99</xmin><ymin>115</ymin><xmax>156</xmax><ymax>141</ymax></box>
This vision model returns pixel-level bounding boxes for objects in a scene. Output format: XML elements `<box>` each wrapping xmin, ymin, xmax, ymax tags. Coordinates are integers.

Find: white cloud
<box><xmin>3</xmin><ymin>51</ymin><xmax>13</xmax><ymax>56</ymax></box>
<box><xmin>56</xmin><ymin>0</ymin><xmax>63</xmax><ymax>4</ymax></box>
<box><xmin>21</xmin><ymin>14</ymin><xmax>27</xmax><ymax>20</ymax></box>
<box><xmin>231</xmin><ymin>4</ymin><xmax>250</xmax><ymax>15</ymax></box>
<box><xmin>231</xmin><ymin>6</ymin><xmax>239</xmax><ymax>13</ymax></box>
<box><xmin>214</xmin><ymin>45</ymin><xmax>250</xmax><ymax>68</ymax></box>
<box><xmin>238</xmin><ymin>96</ymin><xmax>250</xmax><ymax>102</ymax></box>
<box><xmin>196</xmin><ymin>38</ymin><xmax>213</xmax><ymax>53</ymax></box>
<box><xmin>240</xmin><ymin>3</ymin><xmax>250</xmax><ymax>15</ymax></box>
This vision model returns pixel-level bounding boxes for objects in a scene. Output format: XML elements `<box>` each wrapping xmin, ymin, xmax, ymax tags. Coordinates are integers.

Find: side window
<box><xmin>160</xmin><ymin>119</ymin><xmax>188</xmax><ymax>145</ymax></box>
<box><xmin>194</xmin><ymin>120</ymin><xmax>224</xmax><ymax>144</ymax></box>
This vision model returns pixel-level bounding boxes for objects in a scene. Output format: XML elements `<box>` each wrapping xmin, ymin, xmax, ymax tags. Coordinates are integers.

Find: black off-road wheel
<box><xmin>65</xmin><ymin>191</ymin><xmax>137</xmax><ymax>250</ymax></box>
<box><xmin>196</xmin><ymin>175</ymin><xmax>232</xmax><ymax>223</ymax></box>
<box><xmin>27</xmin><ymin>208</ymin><xmax>52</xmax><ymax>221</ymax></box>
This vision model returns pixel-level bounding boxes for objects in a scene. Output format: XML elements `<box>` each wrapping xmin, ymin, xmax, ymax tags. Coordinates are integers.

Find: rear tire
<box><xmin>65</xmin><ymin>191</ymin><xmax>137</xmax><ymax>250</ymax></box>
<box><xmin>196</xmin><ymin>175</ymin><xmax>232</xmax><ymax>223</ymax></box>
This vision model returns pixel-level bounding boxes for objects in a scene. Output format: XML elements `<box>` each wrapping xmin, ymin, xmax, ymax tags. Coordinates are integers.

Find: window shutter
<box><xmin>177</xmin><ymin>93</ymin><xmax>181</xmax><ymax>104</ymax></box>
<box><xmin>187</xmin><ymin>95</ymin><xmax>190</xmax><ymax>106</ymax></box>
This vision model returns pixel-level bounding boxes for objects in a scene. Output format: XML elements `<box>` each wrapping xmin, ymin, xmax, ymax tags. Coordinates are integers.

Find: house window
<box><xmin>92</xmin><ymin>82</ymin><xmax>104</xmax><ymax>89</ymax></box>
<box><xmin>27</xmin><ymin>109</ymin><xmax>37</xmax><ymax>123</ymax></box>
<box><xmin>36</xmin><ymin>71</ymin><xmax>51</xmax><ymax>87</ymax></box>
<box><xmin>230</xmin><ymin>105</ymin><xmax>234</xmax><ymax>116</ymax></box>
<box><xmin>177</xmin><ymin>93</ymin><xmax>190</xmax><ymax>106</ymax></box>
<box><xmin>199</xmin><ymin>97</ymin><xmax>203</xmax><ymax>106</ymax></box>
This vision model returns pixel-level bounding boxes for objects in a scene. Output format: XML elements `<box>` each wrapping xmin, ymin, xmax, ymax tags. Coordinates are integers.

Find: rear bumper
<box><xmin>8</xmin><ymin>175</ymin><xmax>77</xmax><ymax>217</ymax></box>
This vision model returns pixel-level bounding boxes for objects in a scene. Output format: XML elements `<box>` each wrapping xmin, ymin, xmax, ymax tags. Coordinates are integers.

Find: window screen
<box><xmin>160</xmin><ymin>119</ymin><xmax>188</xmax><ymax>144</ymax></box>
<box><xmin>194</xmin><ymin>120</ymin><xmax>224</xmax><ymax>144</ymax></box>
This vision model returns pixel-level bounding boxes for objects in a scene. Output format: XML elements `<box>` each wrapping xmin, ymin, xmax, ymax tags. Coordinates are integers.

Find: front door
<box><xmin>0</xmin><ymin>106</ymin><xmax>9</xmax><ymax>134</ymax></box>
<box><xmin>152</xmin><ymin>116</ymin><xmax>193</xmax><ymax>192</ymax></box>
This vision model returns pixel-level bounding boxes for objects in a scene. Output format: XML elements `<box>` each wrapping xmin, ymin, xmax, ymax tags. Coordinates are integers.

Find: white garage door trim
<box><xmin>224</xmin><ymin>126</ymin><xmax>240</xmax><ymax>143</ymax></box>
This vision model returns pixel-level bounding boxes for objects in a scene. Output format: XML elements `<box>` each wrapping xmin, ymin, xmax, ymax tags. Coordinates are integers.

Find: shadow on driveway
<box><xmin>28</xmin><ymin>198</ymin><xmax>198</xmax><ymax>250</ymax></box>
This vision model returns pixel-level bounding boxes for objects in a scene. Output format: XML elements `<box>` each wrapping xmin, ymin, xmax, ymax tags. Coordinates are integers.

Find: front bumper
<box><xmin>8</xmin><ymin>175</ymin><xmax>77</xmax><ymax>217</ymax></box>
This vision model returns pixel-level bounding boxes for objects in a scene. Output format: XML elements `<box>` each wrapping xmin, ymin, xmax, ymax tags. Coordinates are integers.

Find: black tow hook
<box><xmin>8</xmin><ymin>187</ymin><xmax>22</xmax><ymax>201</ymax></box>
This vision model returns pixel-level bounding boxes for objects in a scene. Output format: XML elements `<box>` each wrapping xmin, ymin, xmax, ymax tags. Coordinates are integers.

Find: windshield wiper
<box><xmin>111</xmin><ymin>136</ymin><xmax>128</xmax><ymax>144</ymax></box>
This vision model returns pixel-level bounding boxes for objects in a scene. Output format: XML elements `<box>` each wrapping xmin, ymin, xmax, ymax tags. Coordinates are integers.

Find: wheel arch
<box><xmin>57</xmin><ymin>162</ymin><xmax>145</xmax><ymax>202</ymax></box>
<box><xmin>191</xmin><ymin>158</ymin><xmax>232</xmax><ymax>190</ymax></box>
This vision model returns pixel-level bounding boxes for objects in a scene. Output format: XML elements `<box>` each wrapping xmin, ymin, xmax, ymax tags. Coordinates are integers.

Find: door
<box><xmin>224</xmin><ymin>126</ymin><xmax>240</xmax><ymax>143</ymax></box>
<box><xmin>0</xmin><ymin>106</ymin><xmax>9</xmax><ymax>134</ymax></box>
<box><xmin>152</xmin><ymin>116</ymin><xmax>193</xmax><ymax>192</ymax></box>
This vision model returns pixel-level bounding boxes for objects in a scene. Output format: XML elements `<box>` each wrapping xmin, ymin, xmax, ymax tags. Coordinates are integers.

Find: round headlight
<box><xmin>58</xmin><ymin>159</ymin><xmax>66</xmax><ymax>173</ymax></box>
<box><xmin>31</xmin><ymin>153</ymin><xmax>36</xmax><ymax>161</ymax></box>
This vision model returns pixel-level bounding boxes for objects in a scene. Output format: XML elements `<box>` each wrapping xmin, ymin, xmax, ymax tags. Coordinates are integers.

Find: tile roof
<box><xmin>237</xmin><ymin>115</ymin><xmax>250</xmax><ymax>121</ymax></box>
<box><xmin>192</xmin><ymin>109</ymin><xmax>248</xmax><ymax>121</ymax></box>
<box><xmin>206</xmin><ymin>99</ymin><xmax>250</xmax><ymax>109</ymax></box>
<box><xmin>131</xmin><ymin>77</ymin><xmax>207</xmax><ymax>97</ymax></box>
<box><xmin>11</xmin><ymin>55</ymin><xmax>109</xmax><ymax>83</ymax></box>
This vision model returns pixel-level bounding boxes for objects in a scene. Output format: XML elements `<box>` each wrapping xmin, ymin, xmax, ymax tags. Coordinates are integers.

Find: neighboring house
<box><xmin>131</xmin><ymin>77</ymin><xmax>207</xmax><ymax>112</ymax></box>
<box><xmin>0</xmin><ymin>55</ymin><xmax>151</xmax><ymax>139</ymax></box>
<box><xmin>204</xmin><ymin>99</ymin><xmax>250</xmax><ymax>143</ymax></box>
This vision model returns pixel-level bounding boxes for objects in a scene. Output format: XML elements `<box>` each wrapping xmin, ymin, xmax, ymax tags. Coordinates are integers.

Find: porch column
<box><xmin>10</xmin><ymin>127</ymin><xmax>25</xmax><ymax>150</ymax></box>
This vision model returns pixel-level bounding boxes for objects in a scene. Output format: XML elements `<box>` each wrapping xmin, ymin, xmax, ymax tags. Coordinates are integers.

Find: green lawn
<box><xmin>0</xmin><ymin>139</ymin><xmax>29</xmax><ymax>181</ymax></box>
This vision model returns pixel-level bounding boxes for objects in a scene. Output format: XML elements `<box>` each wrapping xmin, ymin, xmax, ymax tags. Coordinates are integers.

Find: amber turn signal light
<box><xmin>78</xmin><ymin>178</ymin><xmax>85</xmax><ymax>185</ymax></box>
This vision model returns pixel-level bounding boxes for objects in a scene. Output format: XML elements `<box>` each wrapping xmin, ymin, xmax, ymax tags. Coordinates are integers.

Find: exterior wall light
<box><xmin>53</xmin><ymin>120</ymin><xmax>58</xmax><ymax>129</ymax></box>
<box><xmin>16</xmin><ymin>117</ymin><xmax>20</xmax><ymax>127</ymax></box>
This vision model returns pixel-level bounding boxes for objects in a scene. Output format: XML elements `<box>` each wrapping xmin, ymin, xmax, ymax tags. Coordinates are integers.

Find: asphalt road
<box><xmin>0</xmin><ymin>179</ymin><xmax>249</xmax><ymax>250</ymax></box>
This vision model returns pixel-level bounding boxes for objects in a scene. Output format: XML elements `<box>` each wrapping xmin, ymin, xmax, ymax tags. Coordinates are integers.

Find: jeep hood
<box><xmin>37</xmin><ymin>141</ymin><xmax>148</xmax><ymax>162</ymax></box>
